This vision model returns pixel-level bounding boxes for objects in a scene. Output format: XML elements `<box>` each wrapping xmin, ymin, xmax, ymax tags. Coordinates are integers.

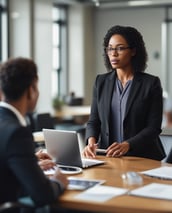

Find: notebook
<box><xmin>43</xmin><ymin>128</ymin><xmax>105</xmax><ymax>168</ymax></box>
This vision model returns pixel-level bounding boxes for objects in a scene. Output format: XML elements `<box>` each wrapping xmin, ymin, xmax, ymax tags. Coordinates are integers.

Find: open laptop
<box><xmin>43</xmin><ymin>128</ymin><xmax>104</xmax><ymax>168</ymax></box>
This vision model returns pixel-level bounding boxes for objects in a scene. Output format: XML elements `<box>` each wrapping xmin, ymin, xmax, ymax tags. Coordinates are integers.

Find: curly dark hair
<box><xmin>103</xmin><ymin>25</ymin><xmax>148</xmax><ymax>72</ymax></box>
<box><xmin>0</xmin><ymin>57</ymin><xmax>38</xmax><ymax>101</ymax></box>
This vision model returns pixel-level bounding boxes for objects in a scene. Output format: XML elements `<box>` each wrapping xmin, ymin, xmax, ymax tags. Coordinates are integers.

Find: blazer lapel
<box><xmin>105</xmin><ymin>72</ymin><xmax>116</xmax><ymax>122</ymax></box>
<box><xmin>124</xmin><ymin>74</ymin><xmax>142</xmax><ymax>119</ymax></box>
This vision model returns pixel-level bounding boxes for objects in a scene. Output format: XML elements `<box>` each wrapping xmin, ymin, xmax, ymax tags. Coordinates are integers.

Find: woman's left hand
<box><xmin>106</xmin><ymin>141</ymin><xmax>130</xmax><ymax>157</ymax></box>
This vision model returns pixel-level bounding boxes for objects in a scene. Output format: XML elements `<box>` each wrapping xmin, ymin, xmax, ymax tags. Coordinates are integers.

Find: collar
<box><xmin>0</xmin><ymin>101</ymin><xmax>27</xmax><ymax>126</ymax></box>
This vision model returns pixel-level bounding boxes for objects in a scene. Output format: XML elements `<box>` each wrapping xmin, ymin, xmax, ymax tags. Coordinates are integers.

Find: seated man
<box><xmin>0</xmin><ymin>57</ymin><xmax>68</xmax><ymax>209</ymax></box>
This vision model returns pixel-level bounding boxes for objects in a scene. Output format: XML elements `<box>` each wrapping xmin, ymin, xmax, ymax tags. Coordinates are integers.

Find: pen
<box><xmin>96</xmin><ymin>148</ymin><xmax>107</xmax><ymax>154</ymax></box>
<box><xmin>37</xmin><ymin>148</ymin><xmax>43</xmax><ymax>154</ymax></box>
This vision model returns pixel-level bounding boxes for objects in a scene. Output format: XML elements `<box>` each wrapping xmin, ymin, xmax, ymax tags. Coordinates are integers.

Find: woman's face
<box><xmin>106</xmin><ymin>34</ymin><xmax>135</xmax><ymax>70</ymax></box>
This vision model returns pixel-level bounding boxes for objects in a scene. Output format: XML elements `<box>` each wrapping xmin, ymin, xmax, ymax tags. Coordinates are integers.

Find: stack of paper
<box><xmin>75</xmin><ymin>185</ymin><xmax>128</xmax><ymax>202</ymax></box>
<box><xmin>140</xmin><ymin>166</ymin><xmax>172</xmax><ymax>180</ymax></box>
<box><xmin>130</xmin><ymin>183</ymin><xmax>172</xmax><ymax>200</ymax></box>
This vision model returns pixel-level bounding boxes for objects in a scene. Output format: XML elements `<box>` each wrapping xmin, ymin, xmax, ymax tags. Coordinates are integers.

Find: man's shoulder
<box><xmin>0</xmin><ymin>107</ymin><xmax>21</xmax><ymax>129</ymax></box>
<box><xmin>0</xmin><ymin>109</ymin><xmax>31</xmax><ymax>144</ymax></box>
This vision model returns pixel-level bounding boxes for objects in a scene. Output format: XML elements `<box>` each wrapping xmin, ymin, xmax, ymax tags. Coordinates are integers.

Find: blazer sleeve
<box><xmin>127</xmin><ymin>76</ymin><xmax>163</xmax><ymax>146</ymax></box>
<box><xmin>7</xmin><ymin>126</ymin><xmax>64</xmax><ymax>206</ymax></box>
<box><xmin>85</xmin><ymin>75</ymin><xmax>102</xmax><ymax>143</ymax></box>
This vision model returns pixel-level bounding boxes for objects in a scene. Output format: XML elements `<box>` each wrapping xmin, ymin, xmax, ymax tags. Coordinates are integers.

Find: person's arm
<box><xmin>8</xmin><ymin>126</ymin><xmax>68</xmax><ymax>206</ymax></box>
<box><xmin>84</xmin><ymin>76</ymin><xmax>102</xmax><ymax>158</ymax></box>
<box><xmin>128</xmin><ymin>76</ymin><xmax>163</xmax><ymax>150</ymax></box>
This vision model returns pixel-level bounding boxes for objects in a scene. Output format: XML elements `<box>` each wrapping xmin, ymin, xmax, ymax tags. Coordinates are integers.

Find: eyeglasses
<box><xmin>106</xmin><ymin>46</ymin><xmax>131</xmax><ymax>55</ymax></box>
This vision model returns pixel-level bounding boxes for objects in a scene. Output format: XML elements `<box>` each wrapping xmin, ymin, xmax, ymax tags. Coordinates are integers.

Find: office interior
<box><xmin>2</xmin><ymin>2</ymin><xmax>172</xmax><ymax>212</ymax></box>
<box><xmin>1</xmin><ymin>0</ymin><xmax>172</xmax><ymax>134</ymax></box>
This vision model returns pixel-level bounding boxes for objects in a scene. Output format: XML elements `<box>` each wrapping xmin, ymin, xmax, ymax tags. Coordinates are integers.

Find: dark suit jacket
<box><xmin>0</xmin><ymin>107</ymin><xmax>63</xmax><ymax>206</ymax></box>
<box><xmin>86</xmin><ymin>71</ymin><xmax>166</xmax><ymax>160</ymax></box>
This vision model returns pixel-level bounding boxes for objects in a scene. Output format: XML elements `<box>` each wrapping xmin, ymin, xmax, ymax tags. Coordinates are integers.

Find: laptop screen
<box><xmin>43</xmin><ymin>128</ymin><xmax>83</xmax><ymax>167</ymax></box>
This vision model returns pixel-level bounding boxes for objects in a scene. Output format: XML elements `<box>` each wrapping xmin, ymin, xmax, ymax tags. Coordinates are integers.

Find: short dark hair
<box><xmin>0</xmin><ymin>57</ymin><xmax>38</xmax><ymax>101</ymax></box>
<box><xmin>103</xmin><ymin>25</ymin><xmax>148</xmax><ymax>72</ymax></box>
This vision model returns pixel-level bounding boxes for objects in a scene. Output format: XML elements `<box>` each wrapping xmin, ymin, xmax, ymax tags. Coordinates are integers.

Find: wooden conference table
<box><xmin>56</xmin><ymin>156</ymin><xmax>172</xmax><ymax>213</ymax></box>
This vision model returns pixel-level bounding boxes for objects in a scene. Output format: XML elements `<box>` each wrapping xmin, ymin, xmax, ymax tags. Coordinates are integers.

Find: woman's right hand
<box><xmin>82</xmin><ymin>137</ymin><xmax>98</xmax><ymax>158</ymax></box>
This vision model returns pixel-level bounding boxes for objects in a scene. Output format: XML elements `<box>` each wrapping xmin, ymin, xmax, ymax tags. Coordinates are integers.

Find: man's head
<box><xmin>0</xmin><ymin>57</ymin><xmax>39</xmax><ymax>113</ymax></box>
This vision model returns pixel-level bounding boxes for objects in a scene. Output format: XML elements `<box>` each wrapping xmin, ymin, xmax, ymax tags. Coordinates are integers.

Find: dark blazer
<box><xmin>0</xmin><ymin>107</ymin><xmax>63</xmax><ymax>206</ymax></box>
<box><xmin>86</xmin><ymin>71</ymin><xmax>166</xmax><ymax>160</ymax></box>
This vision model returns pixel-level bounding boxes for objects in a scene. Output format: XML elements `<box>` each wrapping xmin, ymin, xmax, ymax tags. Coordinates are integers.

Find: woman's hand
<box><xmin>106</xmin><ymin>141</ymin><xmax>130</xmax><ymax>157</ymax></box>
<box><xmin>82</xmin><ymin>143</ymin><xmax>98</xmax><ymax>158</ymax></box>
<box><xmin>82</xmin><ymin>137</ymin><xmax>98</xmax><ymax>158</ymax></box>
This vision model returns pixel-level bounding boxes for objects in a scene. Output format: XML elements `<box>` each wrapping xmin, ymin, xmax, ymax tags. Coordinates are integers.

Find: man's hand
<box><xmin>36</xmin><ymin>149</ymin><xmax>52</xmax><ymax>160</ymax></box>
<box><xmin>38</xmin><ymin>159</ymin><xmax>56</xmax><ymax>170</ymax></box>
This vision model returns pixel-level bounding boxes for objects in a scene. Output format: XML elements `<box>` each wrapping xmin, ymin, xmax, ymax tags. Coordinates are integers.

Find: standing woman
<box><xmin>82</xmin><ymin>25</ymin><xmax>165</xmax><ymax>160</ymax></box>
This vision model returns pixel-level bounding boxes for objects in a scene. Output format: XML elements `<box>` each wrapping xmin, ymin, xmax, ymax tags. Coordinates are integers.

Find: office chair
<box><xmin>166</xmin><ymin>148</ymin><xmax>172</xmax><ymax>163</ymax></box>
<box><xmin>160</xmin><ymin>132</ymin><xmax>172</xmax><ymax>163</ymax></box>
<box><xmin>34</xmin><ymin>113</ymin><xmax>55</xmax><ymax>131</ymax></box>
<box><xmin>0</xmin><ymin>202</ymin><xmax>19</xmax><ymax>213</ymax></box>
<box><xmin>68</xmin><ymin>97</ymin><xmax>83</xmax><ymax>106</ymax></box>
<box><xmin>0</xmin><ymin>201</ymin><xmax>35</xmax><ymax>213</ymax></box>
<box><xmin>26</xmin><ymin>112</ymin><xmax>37</xmax><ymax>132</ymax></box>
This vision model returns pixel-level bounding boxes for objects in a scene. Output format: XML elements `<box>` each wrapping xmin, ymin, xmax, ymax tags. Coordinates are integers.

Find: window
<box><xmin>52</xmin><ymin>5</ymin><xmax>67</xmax><ymax>99</ymax></box>
<box><xmin>0</xmin><ymin>0</ymin><xmax>8</xmax><ymax>61</ymax></box>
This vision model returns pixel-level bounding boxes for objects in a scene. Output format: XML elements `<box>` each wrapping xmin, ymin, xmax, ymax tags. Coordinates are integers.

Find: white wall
<box><xmin>67</xmin><ymin>6</ymin><xmax>168</xmax><ymax>103</ymax></box>
<box><xmin>9</xmin><ymin>0</ymin><xmax>54</xmax><ymax>114</ymax></box>
<box><xmin>33</xmin><ymin>0</ymin><xmax>54</xmax><ymax>113</ymax></box>
<box><xmin>68</xmin><ymin>5</ymin><xmax>84</xmax><ymax>97</ymax></box>
<box><xmin>93</xmin><ymin>7</ymin><xmax>165</xmax><ymax>79</ymax></box>
<box><xmin>93</xmin><ymin>7</ymin><xmax>172</xmax><ymax>97</ymax></box>
<box><xmin>8</xmin><ymin>1</ymin><xmax>172</xmax><ymax>112</ymax></box>
<box><xmin>9</xmin><ymin>0</ymin><xmax>32</xmax><ymax>57</ymax></box>
<box><xmin>9</xmin><ymin>0</ymin><xmax>93</xmax><ymax>112</ymax></box>
<box><xmin>68</xmin><ymin>5</ymin><xmax>95</xmax><ymax>104</ymax></box>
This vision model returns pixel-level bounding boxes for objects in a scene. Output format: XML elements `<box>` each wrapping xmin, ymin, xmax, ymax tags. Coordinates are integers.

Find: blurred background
<box><xmin>1</xmin><ymin>0</ymin><xmax>172</xmax><ymax>114</ymax></box>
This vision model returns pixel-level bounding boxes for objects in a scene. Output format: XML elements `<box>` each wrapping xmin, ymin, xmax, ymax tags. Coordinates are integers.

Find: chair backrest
<box><xmin>0</xmin><ymin>202</ymin><xmax>35</xmax><ymax>213</ymax></box>
<box><xmin>68</xmin><ymin>97</ymin><xmax>83</xmax><ymax>106</ymax></box>
<box><xmin>26</xmin><ymin>112</ymin><xmax>37</xmax><ymax>132</ymax></box>
<box><xmin>166</xmin><ymin>149</ymin><xmax>172</xmax><ymax>163</ymax></box>
<box><xmin>34</xmin><ymin>113</ymin><xmax>55</xmax><ymax>131</ymax></box>
<box><xmin>160</xmin><ymin>132</ymin><xmax>172</xmax><ymax>163</ymax></box>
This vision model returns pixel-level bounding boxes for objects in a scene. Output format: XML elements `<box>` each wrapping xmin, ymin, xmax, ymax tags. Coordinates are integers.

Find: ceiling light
<box><xmin>92</xmin><ymin>0</ymin><xmax>100</xmax><ymax>7</ymax></box>
<box><xmin>128</xmin><ymin>1</ymin><xmax>152</xmax><ymax>6</ymax></box>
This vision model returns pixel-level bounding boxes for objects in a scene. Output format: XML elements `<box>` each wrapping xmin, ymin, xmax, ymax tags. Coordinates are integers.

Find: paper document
<box><xmin>130</xmin><ymin>183</ymin><xmax>172</xmax><ymax>200</ymax></box>
<box><xmin>75</xmin><ymin>185</ymin><xmax>128</xmax><ymax>202</ymax></box>
<box><xmin>140</xmin><ymin>166</ymin><xmax>172</xmax><ymax>180</ymax></box>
